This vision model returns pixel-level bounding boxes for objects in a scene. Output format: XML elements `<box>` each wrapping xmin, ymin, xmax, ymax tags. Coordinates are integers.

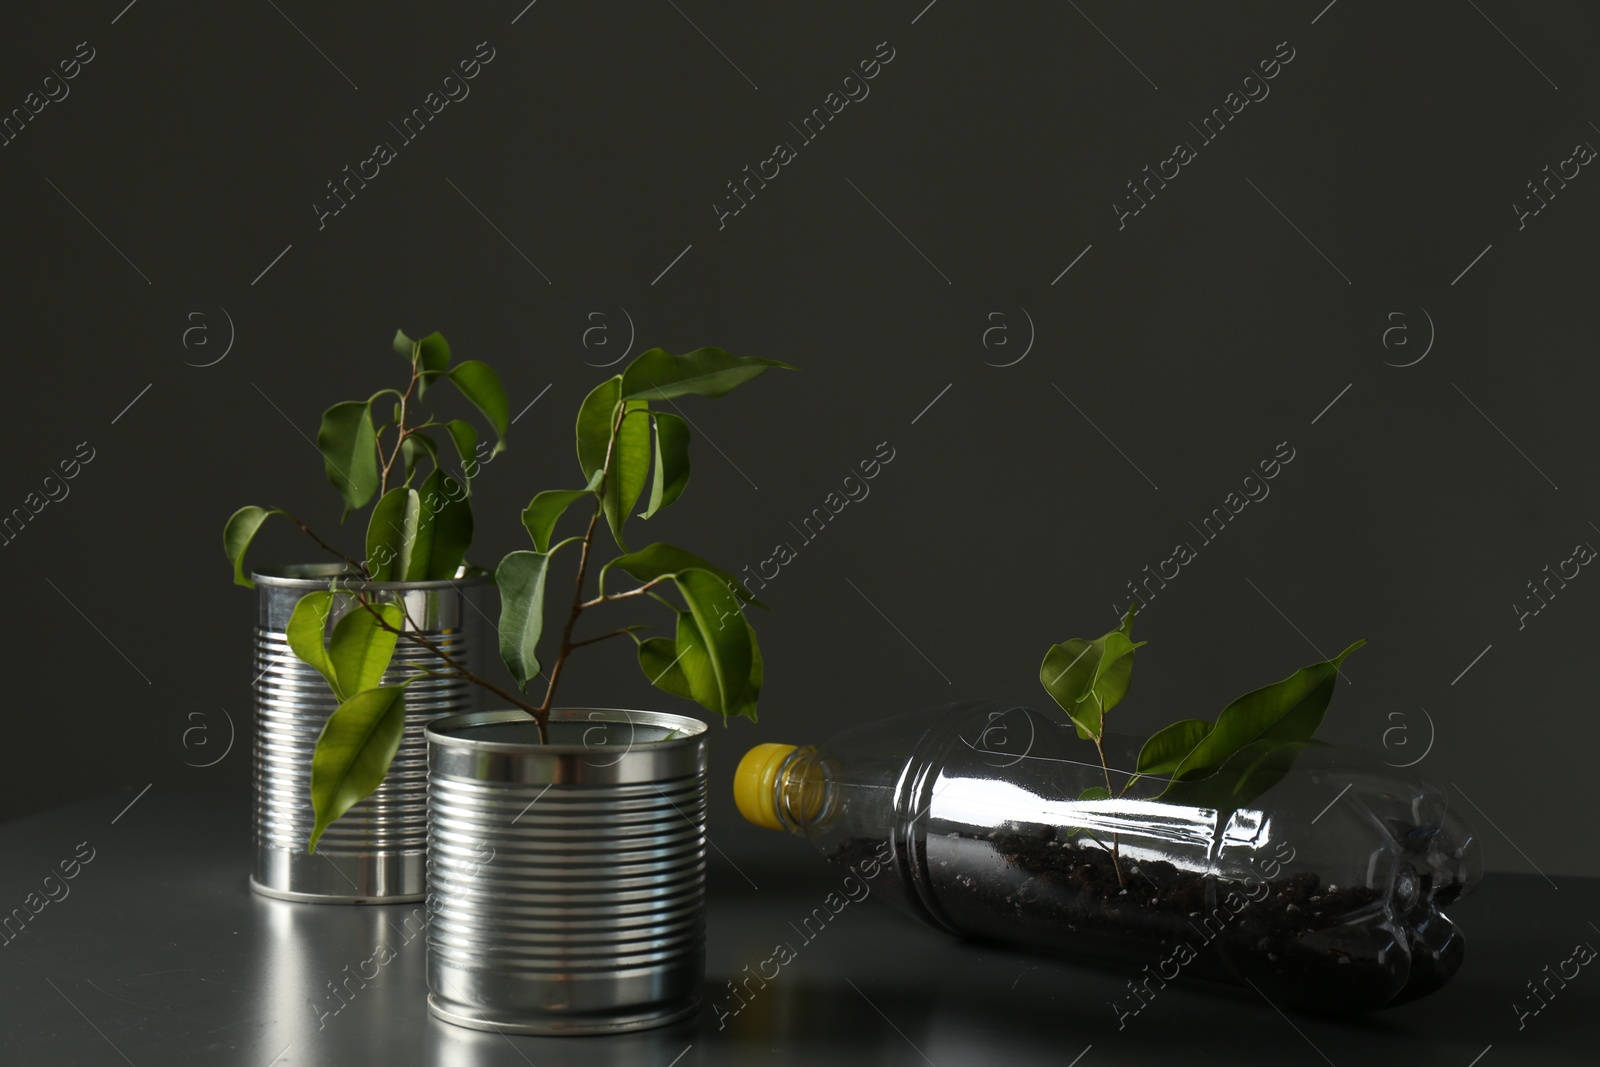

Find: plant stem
<box><xmin>578</xmin><ymin>575</ymin><xmax>671</xmax><ymax>610</ymax></box>
<box><xmin>568</xmin><ymin>626</ymin><xmax>642</xmax><ymax>650</ymax></box>
<box><xmin>377</xmin><ymin>358</ymin><xmax>423</xmax><ymax>496</ymax></box>
<box><xmin>1092</xmin><ymin>737</ymin><xmax>1115</xmax><ymax>796</ymax></box>
<box><xmin>1092</xmin><ymin>735</ymin><xmax>1126</xmax><ymax>889</ymax></box>
<box><xmin>534</xmin><ymin>503</ymin><xmax>602</xmax><ymax>730</ymax></box>
<box><xmin>356</xmin><ymin>596</ymin><xmax>544</xmax><ymax>719</ymax></box>
<box><xmin>530</xmin><ymin>402</ymin><xmax>630</xmax><ymax>738</ymax></box>
<box><xmin>350</xmin><ymin>396</ymin><xmax>647</xmax><ymax>748</ymax></box>
<box><xmin>1080</xmin><ymin>830</ymin><xmax>1118</xmax><ymax>862</ymax></box>
<box><xmin>284</xmin><ymin>511</ymin><xmax>369</xmax><ymax>576</ymax></box>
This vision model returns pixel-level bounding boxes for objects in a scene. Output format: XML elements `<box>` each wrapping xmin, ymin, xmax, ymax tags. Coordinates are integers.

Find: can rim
<box><xmin>426</xmin><ymin>707</ymin><xmax>708</xmax><ymax>753</ymax></box>
<box><xmin>251</xmin><ymin>562</ymin><xmax>494</xmax><ymax>591</ymax></box>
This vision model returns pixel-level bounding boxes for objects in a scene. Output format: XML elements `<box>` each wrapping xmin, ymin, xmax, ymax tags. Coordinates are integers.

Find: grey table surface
<box><xmin>0</xmin><ymin>789</ymin><xmax>1592</xmax><ymax>1066</ymax></box>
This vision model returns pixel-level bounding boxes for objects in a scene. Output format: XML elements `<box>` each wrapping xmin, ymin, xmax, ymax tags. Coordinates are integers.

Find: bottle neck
<box><xmin>772</xmin><ymin>746</ymin><xmax>826</xmax><ymax>834</ymax></box>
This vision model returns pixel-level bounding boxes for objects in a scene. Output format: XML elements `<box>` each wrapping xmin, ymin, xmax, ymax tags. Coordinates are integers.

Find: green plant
<box><xmin>1039</xmin><ymin>604</ymin><xmax>1363</xmax><ymax>885</ymax></box>
<box><xmin>228</xmin><ymin>338</ymin><xmax>791</xmax><ymax>851</ymax></box>
<box><xmin>223</xmin><ymin>329</ymin><xmax>508</xmax><ymax>587</ymax></box>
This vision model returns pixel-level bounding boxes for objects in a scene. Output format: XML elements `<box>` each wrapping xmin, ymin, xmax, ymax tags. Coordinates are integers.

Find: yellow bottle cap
<box><xmin>734</xmin><ymin>743</ymin><xmax>798</xmax><ymax>831</ymax></box>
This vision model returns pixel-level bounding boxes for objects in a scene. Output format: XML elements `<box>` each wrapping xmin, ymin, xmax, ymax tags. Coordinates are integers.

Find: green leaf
<box><xmin>600</xmin><ymin>402</ymin><xmax>650</xmax><ymax>550</ymax></box>
<box><xmin>604</xmin><ymin>542</ymin><xmax>767</xmax><ymax>609</ymax></box>
<box><xmin>447</xmin><ymin>361</ymin><xmax>509</xmax><ymax>455</ymax></box>
<box><xmin>317</xmin><ymin>401</ymin><xmax>381</xmax><ymax>515</ymax></box>
<box><xmin>308</xmin><ymin>685</ymin><xmax>409</xmax><ymax>853</ymax></box>
<box><xmin>393</xmin><ymin>329</ymin><xmax>415</xmax><ymax>359</ymax></box>
<box><xmin>365</xmin><ymin>488</ymin><xmax>423</xmax><ymax>582</ymax></box>
<box><xmin>747</xmin><ymin>615</ymin><xmax>764</xmax><ymax>697</ymax></box>
<box><xmin>620</xmin><ymin>346</ymin><xmax>794</xmax><ymax>401</ymax></box>
<box><xmin>328</xmin><ymin>601</ymin><xmax>402</xmax><ymax>698</ymax></box>
<box><xmin>521</xmin><ymin>489</ymin><xmax>593</xmax><ymax>553</ymax></box>
<box><xmin>416</xmin><ymin>469</ymin><xmax>471</xmax><ymax>579</ymax></box>
<box><xmin>399</xmin><ymin>431</ymin><xmax>438</xmax><ymax>485</ymax></box>
<box><xmin>496</xmin><ymin>550</ymin><xmax>550</xmax><ymax>690</ymax></box>
<box><xmin>576</xmin><ymin>380</ymin><xmax>651</xmax><ymax>547</ymax></box>
<box><xmin>576</xmin><ymin>376</ymin><xmax>623</xmax><ymax>483</ymax></box>
<box><xmin>402</xmin><ymin>491</ymin><xmax>435</xmax><ymax>583</ymax></box>
<box><xmin>651</xmin><ymin>608</ymin><xmax>763</xmax><ymax>721</ymax></box>
<box><xmin>287</xmin><ymin>590</ymin><xmax>340</xmax><ymax>696</ymax></box>
<box><xmin>1166</xmin><ymin>640</ymin><xmax>1366</xmax><ymax>787</ymax></box>
<box><xmin>673</xmin><ymin>567</ymin><xmax>758</xmax><ymax>720</ymax></box>
<box><xmin>223</xmin><ymin>506</ymin><xmax>282</xmax><ymax>588</ymax></box>
<box><xmin>638</xmin><ymin>634</ymin><xmax>694</xmax><ymax>700</ymax></box>
<box><xmin>415</xmin><ymin>331</ymin><xmax>451</xmax><ymax>395</ymax></box>
<box><xmin>671</xmin><ymin>610</ymin><xmax>718</xmax><ymax>709</ymax></box>
<box><xmin>1162</xmin><ymin>738</ymin><xmax>1316</xmax><ymax>810</ymax></box>
<box><xmin>1225</xmin><ymin>738</ymin><xmax>1312</xmax><ymax>805</ymax></box>
<box><xmin>1039</xmin><ymin>606</ymin><xmax>1145</xmax><ymax>741</ymax></box>
<box><xmin>1136</xmin><ymin>719</ymin><xmax>1216</xmax><ymax>776</ymax></box>
<box><xmin>641</xmin><ymin>412</ymin><xmax>691</xmax><ymax>519</ymax></box>
<box><xmin>575</xmin><ymin>379</ymin><xmax>648</xmax><ymax>548</ymax></box>
<box><xmin>445</xmin><ymin>420</ymin><xmax>478</xmax><ymax>483</ymax></box>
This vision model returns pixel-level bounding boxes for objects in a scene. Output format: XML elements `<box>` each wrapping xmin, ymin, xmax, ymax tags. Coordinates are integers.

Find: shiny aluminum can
<box><xmin>425</xmin><ymin>708</ymin><xmax>708</xmax><ymax>1034</ymax></box>
<box><xmin>250</xmin><ymin>564</ymin><xmax>491</xmax><ymax>904</ymax></box>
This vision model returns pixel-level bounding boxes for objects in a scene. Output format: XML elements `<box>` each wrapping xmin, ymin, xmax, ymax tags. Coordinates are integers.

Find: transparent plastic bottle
<box><xmin>733</xmin><ymin>700</ymin><xmax>1481</xmax><ymax>1012</ymax></box>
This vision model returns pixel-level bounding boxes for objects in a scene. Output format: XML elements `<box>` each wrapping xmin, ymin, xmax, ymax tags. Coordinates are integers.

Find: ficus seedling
<box><xmin>1039</xmin><ymin>604</ymin><xmax>1363</xmax><ymax>885</ymax></box>
<box><xmin>224</xmin><ymin>329</ymin><xmax>507</xmax><ymax>589</ymax></box>
<box><xmin>225</xmin><ymin>334</ymin><xmax>792</xmax><ymax>852</ymax></box>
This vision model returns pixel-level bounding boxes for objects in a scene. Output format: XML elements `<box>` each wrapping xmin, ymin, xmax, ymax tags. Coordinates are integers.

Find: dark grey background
<box><xmin>3</xmin><ymin>0</ymin><xmax>1595</xmax><ymax>886</ymax></box>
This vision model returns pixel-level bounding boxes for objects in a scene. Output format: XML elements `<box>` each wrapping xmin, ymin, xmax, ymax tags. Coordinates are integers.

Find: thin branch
<box><xmin>534</xmin><ymin>501</ymin><xmax>602</xmax><ymax>724</ymax></box>
<box><xmin>1078</xmin><ymin>829</ymin><xmax>1118</xmax><ymax>860</ymax></box>
<box><xmin>533</xmin><ymin>401</ymin><xmax>629</xmax><ymax>729</ymax></box>
<box><xmin>1092</xmin><ymin>733</ymin><xmax>1126</xmax><ymax>888</ymax></box>
<box><xmin>580</xmin><ymin>575</ymin><xmax>672</xmax><ymax>610</ymax></box>
<box><xmin>283</xmin><ymin>510</ymin><xmax>368</xmax><ymax>576</ymax></box>
<box><xmin>378</xmin><ymin>356</ymin><xmax>423</xmax><ymax>496</ymax></box>
<box><xmin>1092</xmin><ymin>736</ymin><xmax>1116</xmax><ymax>796</ymax></box>
<box><xmin>355</xmin><ymin>596</ymin><xmax>542</xmax><ymax>719</ymax></box>
<box><xmin>372</xmin><ymin>434</ymin><xmax>390</xmax><ymax>486</ymax></box>
<box><xmin>569</xmin><ymin>626</ymin><xmax>645</xmax><ymax>650</ymax></box>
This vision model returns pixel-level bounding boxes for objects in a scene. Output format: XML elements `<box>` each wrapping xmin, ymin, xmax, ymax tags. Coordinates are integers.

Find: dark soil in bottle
<box><xmin>830</xmin><ymin>831</ymin><xmax>1405</xmax><ymax>1012</ymax></box>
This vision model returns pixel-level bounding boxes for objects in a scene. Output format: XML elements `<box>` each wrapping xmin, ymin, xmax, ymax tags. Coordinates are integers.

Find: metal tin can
<box><xmin>250</xmin><ymin>564</ymin><xmax>491</xmax><ymax>904</ymax></box>
<box><xmin>425</xmin><ymin>708</ymin><xmax>708</xmax><ymax>1035</ymax></box>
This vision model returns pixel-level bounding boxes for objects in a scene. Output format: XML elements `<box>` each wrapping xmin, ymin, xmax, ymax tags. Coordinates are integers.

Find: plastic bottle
<box><xmin>733</xmin><ymin>700</ymin><xmax>1481</xmax><ymax>1012</ymax></box>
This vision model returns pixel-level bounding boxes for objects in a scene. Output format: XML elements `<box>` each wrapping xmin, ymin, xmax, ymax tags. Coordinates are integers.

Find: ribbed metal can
<box><xmin>250</xmin><ymin>564</ymin><xmax>491</xmax><ymax>904</ymax></box>
<box><xmin>425</xmin><ymin>708</ymin><xmax>708</xmax><ymax>1035</ymax></box>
